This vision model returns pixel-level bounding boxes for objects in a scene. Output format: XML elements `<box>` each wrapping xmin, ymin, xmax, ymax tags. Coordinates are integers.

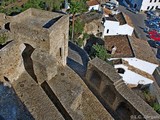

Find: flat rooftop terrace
<box><xmin>12</xmin><ymin>8</ymin><xmax>63</xmax><ymax>29</ymax></box>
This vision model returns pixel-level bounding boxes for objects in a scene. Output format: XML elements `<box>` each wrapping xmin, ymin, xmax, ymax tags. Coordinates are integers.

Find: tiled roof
<box><xmin>129</xmin><ymin>36</ymin><xmax>158</xmax><ymax>64</ymax></box>
<box><xmin>115</xmin><ymin>12</ymin><xmax>126</xmax><ymax>25</ymax></box>
<box><xmin>122</xmin><ymin>13</ymin><xmax>134</xmax><ymax>27</ymax></box>
<box><xmin>104</xmin><ymin>35</ymin><xmax>134</xmax><ymax>58</ymax></box>
<box><xmin>87</xmin><ymin>0</ymin><xmax>100</xmax><ymax>6</ymax></box>
<box><xmin>104</xmin><ymin>35</ymin><xmax>158</xmax><ymax>64</ymax></box>
<box><xmin>115</xmin><ymin>12</ymin><xmax>134</xmax><ymax>27</ymax></box>
<box><xmin>105</xmin><ymin>16</ymin><xmax>117</xmax><ymax>21</ymax></box>
<box><xmin>103</xmin><ymin>8</ymin><xmax>112</xmax><ymax>15</ymax></box>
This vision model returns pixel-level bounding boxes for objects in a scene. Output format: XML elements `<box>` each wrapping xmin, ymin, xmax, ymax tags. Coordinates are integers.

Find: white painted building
<box><xmin>64</xmin><ymin>0</ymin><xmax>70</xmax><ymax>10</ymax></box>
<box><xmin>105</xmin><ymin>35</ymin><xmax>159</xmax><ymax>86</ymax></box>
<box><xmin>102</xmin><ymin>13</ymin><xmax>134</xmax><ymax>37</ymax></box>
<box><xmin>88</xmin><ymin>4</ymin><xmax>101</xmax><ymax>11</ymax></box>
<box><xmin>110</xmin><ymin>57</ymin><xmax>158</xmax><ymax>86</ymax></box>
<box><xmin>141</xmin><ymin>0</ymin><xmax>160</xmax><ymax>11</ymax></box>
<box><xmin>114</xmin><ymin>58</ymin><xmax>158</xmax><ymax>85</ymax></box>
<box><xmin>87</xmin><ymin>0</ymin><xmax>101</xmax><ymax>11</ymax></box>
<box><xmin>125</xmin><ymin>0</ymin><xmax>160</xmax><ymax>11</ymax></box>
<box><xmin>114</xmin><ymin>63</ymin><xmax>154</xmax><ymax>85</ymax></box>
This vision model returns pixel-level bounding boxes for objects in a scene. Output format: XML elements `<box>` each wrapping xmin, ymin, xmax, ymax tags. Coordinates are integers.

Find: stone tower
<box><xmin>10</xmin><ymin>8</ymin><xmax>69</xmax><ymax>66</ymax></box>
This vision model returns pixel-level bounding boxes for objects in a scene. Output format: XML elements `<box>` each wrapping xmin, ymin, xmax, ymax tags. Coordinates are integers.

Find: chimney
<box><xmin>111</xmin><ymin>45</ymin><xmax>117</xmax><ymax>55</ymax></box>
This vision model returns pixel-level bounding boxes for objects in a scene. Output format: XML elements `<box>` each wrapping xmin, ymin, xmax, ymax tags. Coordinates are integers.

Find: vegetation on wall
<box><xmin>76</xmin><ymin>33</ymin><xmax>90</xmax><ymax>47</ymax></box>
<box><xmin>0</xmin><ymin>34</ymin><xmax>8</xmax><ymax>44</ymax></box>
<box><xmin>89</xmin><ymin>44</ymin><xmax>111</xmax><ymax>62</ymax></box>
<box><xmin>143</xmin><ymin>89</ymin><xmax>160</xmax><ymax>114</ymax></box>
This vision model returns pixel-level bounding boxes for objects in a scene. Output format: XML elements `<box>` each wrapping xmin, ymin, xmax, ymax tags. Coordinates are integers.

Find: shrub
<box><xmin>153</xmin><ymin>103</ymin><xmax>160</xmax><ymax>114</ymax></box>
<box><xmin>90</xmin><ymin>44</ymin><xmax>111</xmax><ymax>61</ymax></box>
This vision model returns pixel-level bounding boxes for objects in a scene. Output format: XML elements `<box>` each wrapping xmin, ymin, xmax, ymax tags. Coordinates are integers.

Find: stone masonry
<box><xmin>0</xmin><ymin>8</ymin><xmax>114</xmax><ymax>120</ymax></box>
<box><xmin>10</xmin><ymin>8</ymin><xmax>68</xmax><ymax>66</ymax></box>
<box><xmin>85</xmin><ymin>57</ymin><xmax>160</xmax><ymax>120</ymax></box>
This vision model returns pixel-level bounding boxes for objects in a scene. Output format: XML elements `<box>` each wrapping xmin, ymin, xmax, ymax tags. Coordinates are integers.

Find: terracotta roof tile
<box><xmin>115</xmin><ymin>12</ymin><xmax>134</xmax><ymax>27</ymax></box>
<box><xmin>129</xmin><ymin>36</ymin><xmax>158</xmax><ymax>64</ymax></box>
<box><xmin>103</xmin><ymin>8</ymin><xmax>112</xmax><ymax>15</ymax></box>
<box><xmin>122</xmin><ymin>13</ymin><xmax>134</xmax><ymax>27</ymax></box>
<box><xmin>87</xmin><ymin>0</ymin><xmax>100</xmax><ymax>6</ymax></box>
<box><xmin>105</xmin><ymin>35</ymin><xmax>158</xmax><ymax>64</ymax></box>
<box><xmin>115</xmin><ymin>12</ymin><xmax>126</xmax><ymax>25</ymax></box>
<box><xmin>104</xmin><ymin>35</ymin><xmax>134</xmax><ymax>58</ymax></box>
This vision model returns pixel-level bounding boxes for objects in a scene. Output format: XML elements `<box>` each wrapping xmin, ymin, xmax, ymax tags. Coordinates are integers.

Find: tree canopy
<box><xmin>92</xmin><ymin>44</ymin><xmax>111</xmax><ymax>61</ymax></box>
<box><xmin>0</xmin><ymin>0</ymin><xmax>64</xmax><ymax>15</ymax></box>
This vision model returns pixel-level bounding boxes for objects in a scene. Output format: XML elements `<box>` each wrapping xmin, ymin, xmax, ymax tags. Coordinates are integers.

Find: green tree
<box><xmin>0</xmin><ymin>0</ymin><xmax>64</xmax><ymax>15</ymax></box>
<box><xmin>69</xmin><ymin>0</ymin><xmax>88</xmax><ymax>41</ymax></box>
<box><xmin>90</xmin><ymin>44</ymin><xmax>111</xmax><ymax>61</ymax></box>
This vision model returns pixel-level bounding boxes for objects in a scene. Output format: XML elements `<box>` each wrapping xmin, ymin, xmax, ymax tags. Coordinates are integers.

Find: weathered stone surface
<box><xmin>85</xmin><ymin>58</ymin><xmax>160</xmax><ymax>120</ymax></box>
<box><xmin>10</xmin><ymin>8</ymin><xmax>69</xmax><ymax>66</ymax></box>
<box><xmin>87</xmin><ymin>57</ymin><xmax>122</xmax><ymax>83</ymax></box>
<box><xmin>150</xmin><ymin>82</ymin><xmax>160</xmax><ymax>104</ymax></box>
<box><xmin>48</xmin><ymin>65</ymin><xmax>114</xmax><ymax>120</ymax></box>
<box><xmin>0</xmin><ymin>41</ymin><xmax>25</xmax><ymax>83</ymax></box>
<box><xmin>0</xmin><ymin>13</ymin><xmax>12</xmax><ymax>30</ymax></box>
<box><xmin>31</xmin><ymin>49</ymin><xmax>57</xmax><ymax>84</ymax></box>
<box><xmin>12</xmin><ymin>71</ymin><xmax>64</xmax><ymax>120</ymax></box>
<box><xmin>0</xmin><ymin>13</ymin><xmax>6</xmax><ymax>29</ymax></box>
<box><xmin>49</xmin><ymin>14</ymin><xmax>69</xmax><ymax>66</ymax></box>
<box><xmin>153</xmin><ymin>67</ymin><xmax>160</xmax><ymax>87</ymax></box>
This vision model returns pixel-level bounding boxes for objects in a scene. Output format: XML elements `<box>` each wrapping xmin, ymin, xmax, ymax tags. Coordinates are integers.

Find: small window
<box><xmin>154</xmin><ymin>0</ymin><xmax>156</xmax><ymax>2</ymax></box>
<box><xmin>106</xmin><ymin>29</ymin><xmax>109</xmax><ymax>33</ymax></box>
<box><xmin>147</xmin><ymin>6</ymin><xmax>150</xmax><ymax>10</ymax></box>
<box><xmin>151</xmin><ymin>6</ymin><xmax>154</xmax><ymax>10</ymax></box>
<box><xmin>4</xmin><ymin>22</ymin><xmax>10</xmax><ymax>31</ymax></box>
<box><xmin>59</xmin><ymin>48</ymin><xmax>62</xmax><ymax>57</ymax></box>
<box><xmin>150</xmin><ymin>0</ymin><xmax>152</xmax><ymax>2</ymax></box>
<box><xmin>156</xmin><ymin>6</ymin><xmax>158</xmax><ymax>9</ymax></box>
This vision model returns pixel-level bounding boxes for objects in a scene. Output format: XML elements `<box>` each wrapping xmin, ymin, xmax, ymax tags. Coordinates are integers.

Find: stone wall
<box><xmin>12</xmin><ymin>71</ymin><xmax>64</xmax><ymax>120</ymax></box>
<box><xmin>149</xmin><ymin>82</ymin><xmax>160</xmax><ymax>104</ymax></box>
<box><xmin>49</xmin><ymin>15</ymin><xmax>69</xmax><ymax>66</ymax></box>
<box><xmin>85</xmin><ymin>58</ymin><xmax>160</xmax><ymax>120</ymax></box>
<box><xmin>31</xmin><ymin>8</ymin><xmax>61</xmax><ymax>20</ymax></box>
<box><xmin>0</xmin><ymin>41</ymin><xmax>25</xmax><ymax>83</ymax></box>
<box><xmin>10</xmin><ymin>8</ymin><xmax>69</xmax><ymax>66</ymax></box>
<box><xmin>31</xmin><ymin>49</ymin><xmax>57</xmax><ymax>84</ymax></box>
<box><xmin>0</xmin><ymin>13</ymin><xmax>12</xmax><ymax>30</ymax></box>
<box><xmin>47</xmin><ymin>65</ymin><xmax>114</xmax><ymax>120</ymax></box>
<box><xmin>11</xmin><ymin>8</ymin><xmax>32</xmax><ymax>23</ymax></box>
<box><xmin>10</xmin><ymin>22</ymin><xmax>50</xmax><ymax>52</ymax></box>
<box><xmin>153</xmin><ymin>67</ymin><xmax>160</xmax><ymax>87</ymax></box>
<box><xmin>0</xmin><ymin>13</ymin><xmax>6</xmax><ymax>29</ymax></box>
<box><xmin>0</xmin><ymin>9</ymin><xmax>115</xmax><ymax>120</ymax></box>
